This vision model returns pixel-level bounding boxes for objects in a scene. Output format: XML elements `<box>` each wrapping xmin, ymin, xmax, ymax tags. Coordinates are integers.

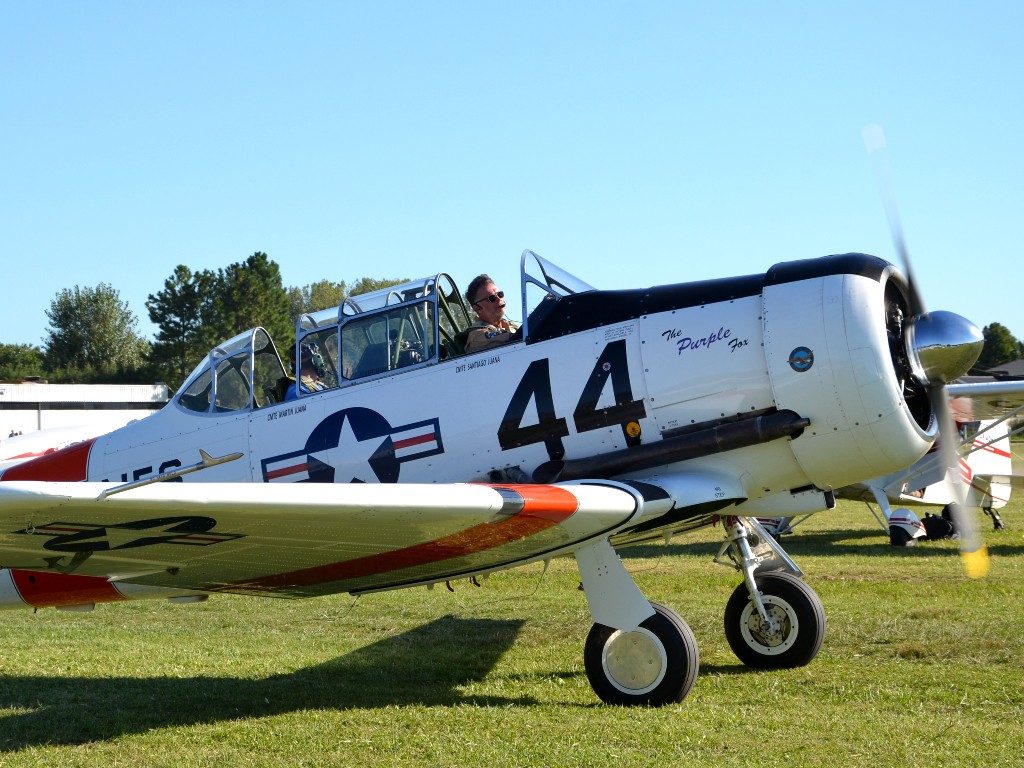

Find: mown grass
<box><xmin>2</xmin><ymin>498</ymin><xmax>1022</xmax><ymax>767</ymax></box>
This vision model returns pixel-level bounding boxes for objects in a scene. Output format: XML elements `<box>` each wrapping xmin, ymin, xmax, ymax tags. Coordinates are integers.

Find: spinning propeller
<box><xmin>863</xmin><ymin>125</ymin><xmax>989</xmax><ymax>578</ymax></box>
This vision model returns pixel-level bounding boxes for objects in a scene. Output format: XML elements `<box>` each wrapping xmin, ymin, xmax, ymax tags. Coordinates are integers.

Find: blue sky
<box><xmin>2</xmin><ymin>3</ymin><xmax>1021</xmax><ymax>349</ymax></box>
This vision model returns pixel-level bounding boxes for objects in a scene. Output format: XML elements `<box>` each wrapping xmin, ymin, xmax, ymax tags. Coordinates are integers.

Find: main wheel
<box><xmin>724</xmin><ymin>572</ymin><xmax>825</xmax><ymax>669</ymax></box>
<box><xmin>889</xmin><ymin>525</ymin><xmax>916</xmax><ymax>547</ymax></box>
<box><xmin>584</xmin><ymin>601</ymin><xmax>699</xmax><ymax>706</ymax></box>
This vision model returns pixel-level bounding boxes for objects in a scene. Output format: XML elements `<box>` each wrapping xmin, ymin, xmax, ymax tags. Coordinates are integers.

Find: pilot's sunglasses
<box><xmin>474</xmin><ymin>291</ymin><xmax>504</xmax><ymax>306</ymax></box>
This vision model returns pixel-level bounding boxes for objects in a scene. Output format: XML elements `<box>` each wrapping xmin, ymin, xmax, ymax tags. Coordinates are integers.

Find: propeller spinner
<box><xmin>864</xmin><ymin>124</ymin><xmax>989</xmax><ymax>578</ymax></box>
<box><xmin>906</xmin><ymin>310</ymin><xmax>984</xmax><ymax>388</ymax></box>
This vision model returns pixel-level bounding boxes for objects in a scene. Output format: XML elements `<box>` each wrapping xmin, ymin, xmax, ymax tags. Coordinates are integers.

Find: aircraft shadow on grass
<box><xmin>0</xmin><ymin>614</ymin><xmax>529</xmax><ymax>750</ymax></box>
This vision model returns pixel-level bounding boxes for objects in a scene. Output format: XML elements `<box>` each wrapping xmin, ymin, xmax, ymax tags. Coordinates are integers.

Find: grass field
<box><xmin>2</xmin><ymin>498</ymin><xmax>1022</xmax><ymax>767</ymax></box>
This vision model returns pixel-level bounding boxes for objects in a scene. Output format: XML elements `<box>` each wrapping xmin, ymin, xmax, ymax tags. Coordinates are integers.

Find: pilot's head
<box><xmin>466</xmin><ymin>273</ymin><xmax>506</xmax><ymax>326</ymax></box>
<box><xmin>299</xmin><ymin>342</ymin><xmax>325</xmax><ymax>378</ymax></box>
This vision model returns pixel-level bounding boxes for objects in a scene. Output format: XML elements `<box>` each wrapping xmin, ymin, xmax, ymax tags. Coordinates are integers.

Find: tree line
<box><xmin>2</xmin><ymin>252</ymin><xmax>1023</xmax><ymax>388</ymax></box>
<box><xmin>0</xmin><ymin>252</ymin><xmax>406</xmax><ymax>389</ymax></box>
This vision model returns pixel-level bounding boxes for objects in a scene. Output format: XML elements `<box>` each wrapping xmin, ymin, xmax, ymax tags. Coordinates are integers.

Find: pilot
<box><xmin>284</xmin><ymin>343</ymin><xmax>328</xmax><ymax>400</ymax></box>
<box><xmin>464</xmin><ymin>274</ymin><xmax>518</xmax><ymax>354</ymax></box>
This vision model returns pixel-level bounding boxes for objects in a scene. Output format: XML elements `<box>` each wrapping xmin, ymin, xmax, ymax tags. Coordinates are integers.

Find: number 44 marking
<box><xmin>498</xmin><ymin>339</ymin><xmax>645</xmax><ymax>460</ymax></box>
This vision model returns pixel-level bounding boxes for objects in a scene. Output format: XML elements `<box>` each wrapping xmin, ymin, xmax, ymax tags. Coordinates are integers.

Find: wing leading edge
<box><xmin>0</xmin><ymin>481</ymin><xmax>644</xmax><ymax>598</ymax></box>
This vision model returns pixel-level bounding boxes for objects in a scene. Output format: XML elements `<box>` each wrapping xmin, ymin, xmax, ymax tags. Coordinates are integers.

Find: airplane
<box><xmin>0</xmin><ymin>422</ymin><xmax>134</xmax><ymax>473</ymax></box>
<box><xmin>759</xmin><ymin>377</ymin><xmax>1024</xmax><ymax>545</ymax></box>
<box><xmin>0</xmin><ymin>248</ymin><xmax>986</xmax><ymax>707</ymax></box>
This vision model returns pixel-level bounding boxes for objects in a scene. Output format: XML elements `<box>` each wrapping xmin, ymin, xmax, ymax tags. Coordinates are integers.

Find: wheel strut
<box><xmin>716</xmin><ymin>516</ymin><xmax>802</xmax><ymax>627</ymax></box>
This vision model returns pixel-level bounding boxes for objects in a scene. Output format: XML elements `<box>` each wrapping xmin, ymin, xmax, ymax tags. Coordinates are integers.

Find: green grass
<box><xmin>2</xmin><ymin>500</ymin><xmax>1023</xmax><ymax>767</ymax></box>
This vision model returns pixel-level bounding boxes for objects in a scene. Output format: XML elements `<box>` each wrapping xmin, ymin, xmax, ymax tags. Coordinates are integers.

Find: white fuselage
<box><xmin>33</xmin><ymin>263</ymin><xmax>931</xmax><ymax>509</ymax></box>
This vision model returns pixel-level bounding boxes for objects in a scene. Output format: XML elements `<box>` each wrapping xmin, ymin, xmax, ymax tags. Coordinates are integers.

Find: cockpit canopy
<box><xmin>174</xmin><ymin>250</ymin><xmax>594</xmax><ymax>414</ymax></box>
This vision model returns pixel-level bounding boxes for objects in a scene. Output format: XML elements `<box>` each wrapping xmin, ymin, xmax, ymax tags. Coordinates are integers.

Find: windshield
<box><xmin>175</xmin><ymin>328</ymin><xmax>288</xmax><ymax>413</ymax></box>
<box><xmin>519</xmin><ymin>249</ymin><xmax>595</xmax><ymax>338</ymax></box>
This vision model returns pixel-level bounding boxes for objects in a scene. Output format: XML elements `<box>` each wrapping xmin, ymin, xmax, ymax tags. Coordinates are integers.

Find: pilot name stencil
<box><xmin>455</xmin><ymin>355</ymin><xmax>501</xmax><ymax>374</ymax></box>
<box><xmin>266</xmin><ymin>403</ymin><xmax>307</xmax><ymax>422</ymax></box>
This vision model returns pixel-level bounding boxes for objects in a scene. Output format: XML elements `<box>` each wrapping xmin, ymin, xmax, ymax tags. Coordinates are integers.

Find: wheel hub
<box><xmin>747</xmin><ymin>603</ymin><xmax>792</xmax><ymax>648</ymax></box>
<box><xmin>602</xmin><ymin>627</ymin><xmax>668</xmax><ymax>694</ymax></box>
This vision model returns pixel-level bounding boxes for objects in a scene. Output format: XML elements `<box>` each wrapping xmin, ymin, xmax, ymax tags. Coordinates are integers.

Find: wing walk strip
<box><xmin>216</xmin><ymin>485</ymin><xmax>582</xmax><ymax>593</ymax></box>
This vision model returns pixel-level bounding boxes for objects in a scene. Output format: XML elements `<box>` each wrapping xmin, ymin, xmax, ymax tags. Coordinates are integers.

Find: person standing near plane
<box><xmin>464</xmin><ymin>274</ymin><xmax>518</xmax><ymax>353</ymax></box>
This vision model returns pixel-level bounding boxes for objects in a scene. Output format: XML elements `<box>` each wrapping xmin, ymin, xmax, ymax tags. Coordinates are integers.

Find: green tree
<box><xmin>286</xmin><ymin>277</ymin><xmax>409</xmax><ymax>328</ymax></box>
<box><xmin>146</xmin><ymin>265</ymin><xmax>219</xmax><ymax>388</ymax></box>
<box><xmin>0</xmin><ymin>343</ymin><xmax>45</xmax><ymax>381</ymax></box>
<box><xmin>42</xmin><ymin>284</ymin><xmax>150</xmax><ymax>382</ymax></box>
<box><xmin>975</xmin><ymin>322</ymin><xmax>1024</xmax><ymax>371</ymax></box>
<box><xmin>347</xmin><ymin>276</ymin><xmax>409</xmax><ymax>296</ymax></box>
<box><xmin>212</xmin><ymin>252</ymin><xmax>291</xmax><ymax>344</ymax></box>
<box><xmin>287</xmin><ymin>279</ymin><xmax>348</xmax><ymax>326</ymax></box>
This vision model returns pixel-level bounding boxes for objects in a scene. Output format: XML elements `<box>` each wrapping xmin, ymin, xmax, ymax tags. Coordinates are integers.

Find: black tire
<box><xmin>724</xmin><ymin>573</ymin><xmax>825</xmax><ymax>669</ymax></box>
<box><xmin>584</xmin><ymin>601</ymin><xmax>699</xmax><ymax>706</ymax></box>
<box><xmin>889</xmin><ymin>525</ymin><xmax>916</xmax><ymax>547</ymax></box>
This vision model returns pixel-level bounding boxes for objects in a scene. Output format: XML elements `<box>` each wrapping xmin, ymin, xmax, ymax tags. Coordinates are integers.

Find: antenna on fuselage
<box><xmin>96</xmin><ymin>450</ymin><xmax>244</xmax><ymax>499</ymax></box>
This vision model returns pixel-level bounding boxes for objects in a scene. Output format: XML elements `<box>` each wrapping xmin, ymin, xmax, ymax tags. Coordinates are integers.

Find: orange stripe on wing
<box><xmin>223</xmin><ymin>484</ymin><xmax>580</xmax><ymax>591</ymax></box>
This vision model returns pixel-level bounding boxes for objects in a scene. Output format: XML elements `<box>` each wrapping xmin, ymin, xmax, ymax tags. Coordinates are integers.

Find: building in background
<box><xmin>0</xmin><ymin>381</ymin><xmax>168</xmax><ymax>436</ymax></box>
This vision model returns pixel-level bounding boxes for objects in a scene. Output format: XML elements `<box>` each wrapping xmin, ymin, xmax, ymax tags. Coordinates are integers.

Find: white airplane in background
<box><xmin>0</xmin><ymin>245</ymin><xmax>985</xmax><ymax>707</ymax></box>
<box><xmin>762</xmin><ymin>377</ymin><xmax>1024</xmax><ymax>545</ymax></box>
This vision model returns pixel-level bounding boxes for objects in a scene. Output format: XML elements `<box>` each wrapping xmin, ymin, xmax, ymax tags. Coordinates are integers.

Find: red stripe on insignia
<box><xmin>0</xmin><ymin>438</ymin><xmax>95</xmax><ymax>481</ymax></box>
<box><xmin>223</xmin><ymin>484</ymin><xmax>580</xmax><ymax>591</ymax></box>
<box><xmin>37</xmin><ymin>525</ymin><xmax>94</xmax><ymax>534</ymax></box>
<box><xmin>9</xmin><ymin>569</ymin><xmax>124</xmax><ymax>608</ymax></box>
<box><xmin>393</xmin><ymin>433</ymin><xmax>435</xmax><ymax>449</ymax></box>
<box><xmin>266</xmin><ymin>462</ymin><xmax>308</xmax><ymax>480</ymax></box>
<box><xmin>178</xmin><ymin>534</ymin><xmax>233</xmax><ymax>543</ymax></box>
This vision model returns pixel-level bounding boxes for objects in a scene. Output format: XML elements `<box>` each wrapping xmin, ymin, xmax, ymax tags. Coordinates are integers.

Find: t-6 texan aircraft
<box><xmin>0</xmin><ymin>248</ymin><xmax>984</xmax><ymax>706</ymax></box>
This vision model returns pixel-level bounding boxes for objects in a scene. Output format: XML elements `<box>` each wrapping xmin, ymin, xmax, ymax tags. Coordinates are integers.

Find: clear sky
<box><xmin>2</xmin><ymin>3</ymin><xmax>1021</xmax><ymax>349</ymax></box>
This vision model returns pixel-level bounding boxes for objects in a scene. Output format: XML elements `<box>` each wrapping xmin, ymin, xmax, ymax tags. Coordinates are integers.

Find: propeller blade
<box><xmin>932</xmin><ymin>386</ymin><xmax>990</xmax><ymax>578</ymax></box>
<box><xmin>863</xmin><ymin>124</ymin><xmax>988</xmax><ymax>578</ymax></box>
<box><xmin>862</xmin><ymin>124</ymin><xmax>927</xmax><ymax>317</ymax></box>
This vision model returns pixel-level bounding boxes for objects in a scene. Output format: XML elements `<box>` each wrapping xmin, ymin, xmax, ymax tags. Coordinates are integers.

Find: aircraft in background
<box><xmin>761</xmin><ymin>377</ymin><xmax>1024</xmax><ymax>545</ymax></box>
<box><xmin>0</xmin><ymin>422</ymin><xmax>132</xmax><ymax>473</ymax></box>
<box><xmin>0</xmin><ymin>249</ymin><xmax>984</xmax><ymax>706</ymax></box>
<box><xmin>873</xmin><ymin>379</ymin><xmax>1024</xmax><ymax>545</ymax></box>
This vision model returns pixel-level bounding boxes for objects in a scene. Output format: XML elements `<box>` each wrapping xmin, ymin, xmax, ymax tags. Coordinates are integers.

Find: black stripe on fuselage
<box><xmin>526</xmin><ymin>253</ymin><xmax>893</xmax><ymax>343</ymax></box>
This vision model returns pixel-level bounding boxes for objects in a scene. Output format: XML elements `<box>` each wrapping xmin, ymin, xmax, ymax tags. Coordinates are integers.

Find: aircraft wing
<box><xmin>972</xmin><ymin>473</ymin><xmax>1024</xmax><ymax>491</ymax></box>
<box><xmin>947</xmin><ymin>378</ymin><xmax>1024</xmax><ymax>421</ymax></box>
<box><xmin>0</xmin><ymin>480</ymin><xmax>655</xmax><ymax>598</ymax></box>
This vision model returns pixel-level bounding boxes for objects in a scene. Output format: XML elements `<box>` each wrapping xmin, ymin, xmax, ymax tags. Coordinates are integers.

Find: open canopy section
<box><xmin>519</xmin><ymin>249</ymin><xmax>597</xmax><ymax>338</ymax></box>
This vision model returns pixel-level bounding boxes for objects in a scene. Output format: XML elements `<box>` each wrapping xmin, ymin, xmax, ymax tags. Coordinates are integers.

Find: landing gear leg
<box><xmin>716</xmin><ymin>516</ymin><xmax>826</xmax><ymax>668</ymax></box>
<box><xmin>983</xmin><ymin>506</ymin><xmax>1006</xmax><ymax>531</ymax></box>
<box><xmin>575</xmin><ymin>539</ymin><xmax>699</xmax><ymax>706</ymax></box>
